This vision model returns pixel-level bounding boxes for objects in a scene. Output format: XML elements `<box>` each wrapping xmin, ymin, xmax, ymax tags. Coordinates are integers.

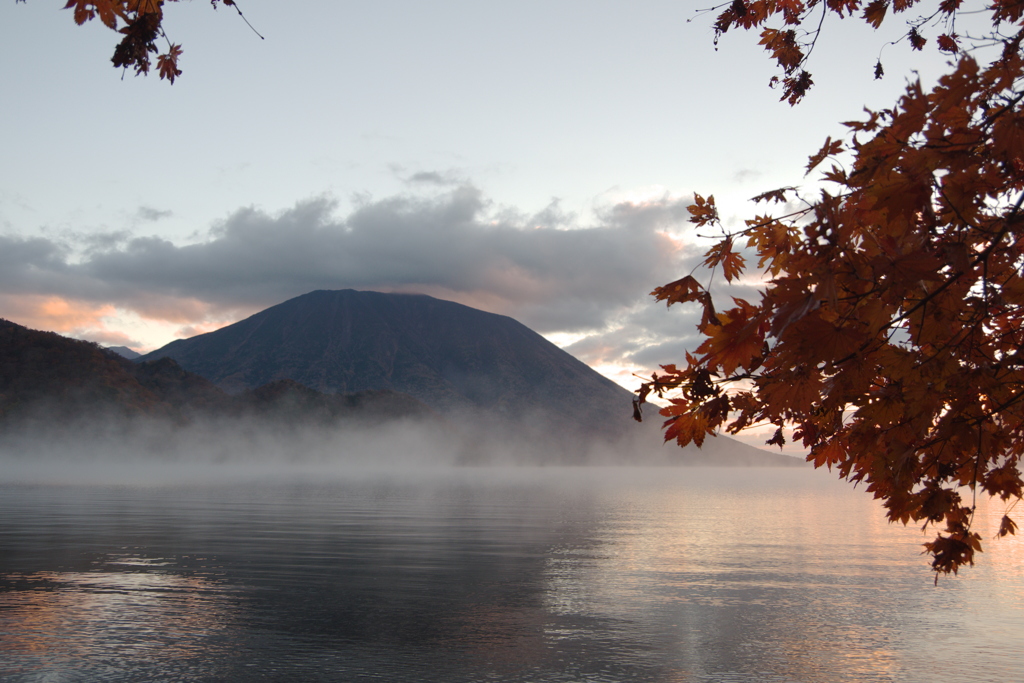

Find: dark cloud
<box><xmin>80</xmin><ymin>230</ymin><xmax>132</xmax><ymax>253</ymax></box>
<box><xmin>0</xmin><ymin>185</ymin><xmax>734</xmax><ymax>377</ymax></box>
<box><xmin>0</xmin><ymin>234</ymin><xmax>76</xmax><ymax>294</ymax></box>
<box><xmin>136</xmin><ymin>206</ymin><xmax>173</xmax><ymax>223</ymax></box>
<box><xmin>83</xmin><ymin>186</ymin><xmax>690</xmax><ymax>327</ymax></box>
<box><xmin>405</xmin><ymin>170</ymin><xmax>462</xmax><ymax>187</ymax></box>
<box><xmin>733</xmin><ymin>168</ymin><xmax>763</xmax><ymax>184</ymax></box>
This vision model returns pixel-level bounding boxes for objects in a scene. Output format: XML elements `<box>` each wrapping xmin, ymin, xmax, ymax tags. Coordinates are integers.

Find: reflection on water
<box><xmin>0</xmin><ymin>467</ymin><xmax>1021</xmax><ymax>682</ymax></box>
<box><xmin>1</xmin><ymin>565</ymin><xmax>241</xmax><ymax>682</ymax></box>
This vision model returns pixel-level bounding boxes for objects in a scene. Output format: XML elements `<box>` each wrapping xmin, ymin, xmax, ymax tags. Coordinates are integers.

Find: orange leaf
<box><xmin>687</xmin><ymin>193</ymin><xmax>719</xmax><ymax>227</ymax></box>
<box><xmin>863</xmin><ymin>0</ymin><xmax>889</xmax><ymax>28</ymax></box>
<box><xmin>750</xmin><ymin>187</ymin><xmax>795</xmax><ymax>204</ymax></box>
<box><xmin>696</xmin><ymin>310</ymin><xmax>765</xmax><ymax>376</ymax></box>
<box><xmin>661</xmin><ymin>400</ymin><xmax>713</xmax><ymax>448</ymax></box>
<box><xmin>721</xmin><ymin>250</ymin><xmax>746</xmax><ymax>282</ymax></box>
<box><xmin>760</xmin><ymin>369</ymin><xmax>823</xmax><ymax>416</ymax></box>
<box><xmin>652</xmin><ymin>275</ymin><xmax>703</xmax><ymax>306</ymax></box>
<box><xmin>809</xmin><ymin>438</ymin><xmax>847</xmax><ymax>468</ymax></box>
<box><xmin>806</xmin><ymin>136</ymin><xmax>844</xmax><ymax>175</ymax></box>
<box><xmin>703</xmin><ymin>237</ymin><xmax>747</xmax><ymax>282</ymax></box>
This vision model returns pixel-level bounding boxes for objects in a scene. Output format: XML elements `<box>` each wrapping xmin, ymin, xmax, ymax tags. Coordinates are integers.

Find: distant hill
<box><xmin>1</xmin><ymin>318</ymin><xmax>180</xmax><ymax>420</ymax></box>
<box><xmin>106</xmin><ymin>345</ymin><xmax>141</xmax><ymax>359</ymax></box>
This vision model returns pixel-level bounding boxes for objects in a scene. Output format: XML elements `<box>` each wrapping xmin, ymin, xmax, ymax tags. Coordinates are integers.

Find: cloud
<box><xmin>404</xmin><ymin>170</ymin><xmax>463</xmax><ymax>187</ymax></box>
<box><xmin>561</xmin><ymin>300</ymin><xmax>704</xmax><ymax>374</ymax></box>
<box><xmin>135</xmin><ymin>206</ymin><xmax>173</xmax><ymax>223</ymax></box>
<box><xmin>733</xmin><ymin>168</ymin><xmax>763</xmax><ymax>184</ymax></box>
<box><xmin>79</xmin><ymin>329</ymin><xmax>144</xmax><ymax>349</ymax></box>
<box><xmin>0</xmin><ymin>184</ymin><xmax>721</xmax><ymax>380</ymax></box>
<box><xmin>0</xmin><ymin>294</ymin><xmax>113</xmax><ymax>330</ymax></box>
<box><xmin>0</xmin><ymin>294</ymin><xmax>142</xmax><ymax>349</ymax></box>
<box><xmin>85</xmin><ymin>185</ymin><xmax>691</xmax><ymax>326</ymax></box>
<box><xmin>79</xmin><ymin>230</ymin><xmax>133</xmax><ymax>253</ymax></box>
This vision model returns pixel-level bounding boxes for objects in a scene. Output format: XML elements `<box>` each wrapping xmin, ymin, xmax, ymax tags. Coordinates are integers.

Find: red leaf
<box><xmin>862</xmin><ymin>0</ymin><xmax>889</xmax><ymax>29</ymax></box>
<box><xmin>937</xmin><ymin>33</ymin><xmax>959</xmax><ymax>53</ymax></box>
<box><xmin>157</xmin><ymin>44</ymin><xmax>183</xmax><ymax>83</ymax></box>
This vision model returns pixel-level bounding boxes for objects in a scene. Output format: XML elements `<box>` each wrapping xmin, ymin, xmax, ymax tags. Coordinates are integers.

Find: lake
<box><xmin>1</xmin><ymin>466</ymin><xmax>1021</xmax><ymax>682</ymax></box>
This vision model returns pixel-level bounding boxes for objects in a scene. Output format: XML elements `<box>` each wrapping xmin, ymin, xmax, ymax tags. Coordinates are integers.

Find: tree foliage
<box><xmin>16</xmin><ymin>0</ymin><xmax>256</xmax><ymax>83</ymax></box>
<box><xmin>639</xmin><ymin>0</ymin><xmax>1024</xmax><ymax>578</ymax></box>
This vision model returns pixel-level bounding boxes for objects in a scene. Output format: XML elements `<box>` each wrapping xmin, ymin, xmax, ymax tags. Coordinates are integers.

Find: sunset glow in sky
<box><xmin>1</xmin><ymin>0</ymin><xmax>956</xmax><ymax>440</ymax></box>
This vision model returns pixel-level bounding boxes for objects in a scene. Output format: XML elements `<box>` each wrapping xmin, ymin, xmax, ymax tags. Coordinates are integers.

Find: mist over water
<box><xmin>0</xmin><ymin>418</ymin><xmax>457</xmax><ymax>486</ymax></box>
<box><xmin>0</xmin><ymin>405</ymin><xmax>689</xmax><ymax>486</ymax></box>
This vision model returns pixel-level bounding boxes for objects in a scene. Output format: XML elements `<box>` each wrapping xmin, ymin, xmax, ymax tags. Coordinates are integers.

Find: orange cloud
<box><xmin>0</xmin><ymin>295</ymin><xmax>148</xmax><ymax>349</ymax></box>
<box><xmin>0</xmin><ymin>294</ymin><xmax>257</xmax><ymax>350</ymax></box>
<box><xmin>0</xmin><ymin>295</ymin><xmax>117</xmax><ymax>334</ymax></box>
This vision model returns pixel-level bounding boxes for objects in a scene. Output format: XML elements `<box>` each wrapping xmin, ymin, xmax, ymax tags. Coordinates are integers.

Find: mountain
<box><xmin>0</xmin><ymin>310</ymin><xmax>801</xmax><ymax>467</ymax></box>
<box><xmin>138</xmin><ymin>290</ymin><xmax>637</xmax><ymax>437</ymax></box>
<box><xmin>137</xmin><ymin>290</ymin><xmax>803</xmax><ymax>466</ymax></box>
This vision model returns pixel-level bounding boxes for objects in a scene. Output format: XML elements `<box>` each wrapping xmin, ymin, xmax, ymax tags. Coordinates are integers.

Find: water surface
<box><xmin>1</xmin><ymin>467</ymin><xmax>1021</xmax><ymax>682</ymax></box>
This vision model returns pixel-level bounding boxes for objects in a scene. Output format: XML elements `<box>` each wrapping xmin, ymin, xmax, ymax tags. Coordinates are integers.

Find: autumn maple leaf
<box><xmin>157</xmin><ymin>44</ymin><xmax>183</xmax><ymax>83</ymax></box>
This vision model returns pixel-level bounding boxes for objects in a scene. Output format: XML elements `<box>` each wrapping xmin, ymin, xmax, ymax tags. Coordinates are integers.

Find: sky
<box><xmin>0</xmin><ymin>1</ymin><xmax>959</xmax><ymax>446</ymax></box>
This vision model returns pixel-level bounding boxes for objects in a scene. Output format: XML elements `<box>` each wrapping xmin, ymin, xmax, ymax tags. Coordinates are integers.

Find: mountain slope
<box><xmin>0</xmin><ymin>318</ymin><xmax>436</xmax><ymax>428</ymax></box>
<box><xmin>0</xmin><ymin>318</ymin><xmax>221</xmax><ymax>421</ymax></box>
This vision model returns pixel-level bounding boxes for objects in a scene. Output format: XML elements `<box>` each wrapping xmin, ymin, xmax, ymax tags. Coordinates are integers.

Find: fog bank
<box><xmin>0</xmin><ymin>406</ymin><xmax>691</xmax><ymax>486</ymax></box>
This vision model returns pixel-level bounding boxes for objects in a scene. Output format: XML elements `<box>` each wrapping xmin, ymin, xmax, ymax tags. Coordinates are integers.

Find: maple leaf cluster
<box><xmin>17</xmin><ymin>0</ymin><xmax>242</xmax><ymax>84</ymax></box>
<box><xmin>642</xmin><ymin>2</ymin><xmax>1024</xmax><ymax>577</ymax></box>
